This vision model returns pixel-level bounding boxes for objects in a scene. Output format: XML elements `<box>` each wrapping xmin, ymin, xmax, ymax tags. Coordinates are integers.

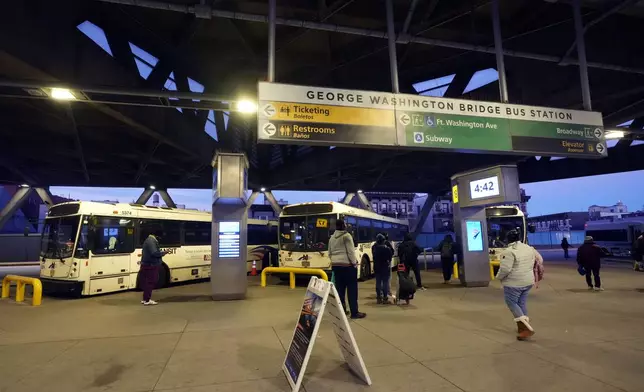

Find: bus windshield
<box><xmin>487</xmin><ymin>216</ymin><xmax>524</xmax><ymax>248</ymax></box>
<box><xmin>40</xmin><ymin>216</ymin><xmax>81</xmax><ymax>259</ymax></box>
<box><xmin>279</xmin><ymin>214</ymin><xmax>336</xmax><ymax>252</ymax></box>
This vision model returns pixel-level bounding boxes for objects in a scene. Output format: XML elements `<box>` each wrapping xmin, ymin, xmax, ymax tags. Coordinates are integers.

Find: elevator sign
<box><xmin>257</xmin><ymin>82</ymin><xmax>606</xmax><ymax>158</ymax></box>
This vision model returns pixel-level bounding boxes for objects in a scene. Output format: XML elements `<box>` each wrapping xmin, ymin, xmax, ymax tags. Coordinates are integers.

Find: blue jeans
<box><xmin>504</xmin><ymin>285</ymin><xmax>532</xmax><ymax>318</ymax></box>
<box><xmin>375</xmin><ymin>269</ymin><xmax>391</xmax><ymax>299</ymax></box>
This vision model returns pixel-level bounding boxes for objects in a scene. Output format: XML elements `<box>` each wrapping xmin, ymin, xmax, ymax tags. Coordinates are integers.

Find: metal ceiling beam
<box><xmin>401</xmin><ymin>0</ymin><xmax>420</xmax><ymax>35</ymax></box>
<box><xmin>91</xmin><ymin>0</ymin><xmax>644</xmax><ymax>75</ymax></box>
<box><xmin>560</xmin><ymin>0</ymin><xmax>640</xmax><ymax>64</ymax></box>
<box><xmin>65</xmin><ymin>106</ymin><xmax>90</xmax><ymax>183</ymax></box>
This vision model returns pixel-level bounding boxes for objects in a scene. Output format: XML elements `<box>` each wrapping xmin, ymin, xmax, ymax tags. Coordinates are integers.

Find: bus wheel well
<box><xmin>157</xmin><ymin>263</ymin><xmax>170</xmax><ymax>289</ymax></box>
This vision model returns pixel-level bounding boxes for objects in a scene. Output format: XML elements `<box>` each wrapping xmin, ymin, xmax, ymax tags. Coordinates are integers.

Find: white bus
<box><xmin>584</xmin><ymin>220</ymin><xmax>644</xmax><ymax>263</ymax></box>
<box><xmin>278</xmin><ymin>202</ymin><xmax>409</xmax><ymax>280</ymax></box>
<box><xmin>486</xmin><ymin>206</ymin><xmax>530</xmax><ymax>264</ymax></box>
<box><xmin>39</xmin><ymin>201</ymin><xmax>278</xmax><ymax>296</ymax></box>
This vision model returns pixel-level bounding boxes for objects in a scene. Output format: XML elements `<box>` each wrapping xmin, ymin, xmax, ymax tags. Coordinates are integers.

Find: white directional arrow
<box><xmin>593</xmin><ymin>128</ymin><xmax>603</xmax><ymax>139</ymax></box>
<box><xmin>399</xmin><ymin>113</ymin><xmax>410</xmax><ymax>126</ymax></box>
<box><xmin>596</xmin><ymin>143</ymin><xmax>606</xmax><ymax>154</ymax></box>
<box><xmin>262</xmin><ymin>104</ymin><xmax>276</xmax><ymax>117</ymax></box>
<box><xmin>263</xmin><ymin>122</ymin><xmax>277</xmax><ymax>136</ymax></box>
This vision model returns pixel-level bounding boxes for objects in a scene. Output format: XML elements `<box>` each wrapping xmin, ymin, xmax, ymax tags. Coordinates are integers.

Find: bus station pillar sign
<box><xmin>451</xmin><ymin>165</ymin><xmax>521</xmax><ymax>287</ymax></box>
<box><xmin>211</xmin><ymin>153</ymin><xmax>249</xmax><ymax>300</ymax></box>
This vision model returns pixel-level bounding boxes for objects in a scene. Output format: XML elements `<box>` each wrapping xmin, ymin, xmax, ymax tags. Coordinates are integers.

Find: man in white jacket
<box><xmin>328</xmin><ymin>219</ymin><xmax>366</xmax><ymax>319</ymax></box>
<box><xmin>496</xmin><ymin>230</ymin><xmax>542</xmax><ymax>340</ymax></box>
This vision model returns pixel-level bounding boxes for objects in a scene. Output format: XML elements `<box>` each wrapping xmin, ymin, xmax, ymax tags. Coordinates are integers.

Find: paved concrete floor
<box><xmin>1</xmin><ymin>261</ymin><xmax>643</xmax><ymax>392</ymax></box>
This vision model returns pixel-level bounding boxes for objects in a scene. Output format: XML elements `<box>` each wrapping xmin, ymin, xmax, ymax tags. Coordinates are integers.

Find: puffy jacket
<box><xmin>328</xmin><ymin>230</ymin><xmax>358</xmax><ymax>267</ymax></box>
<box><xmin>496</xmin><ymin>241</ymin><xmax>540</xmax><ymax>287</ymax></box>
<box><xmin>141</xmin><ymin>235</ymin><xmax>165</xmax><ymax>266</ymax></box>
<box><xmin>577</xmin><ymin>242</ymin><xmax>602</xmax><ymax>268</ymax></box>
<box><xmin>398</xmin><ymin>240</ymin><xmax>422</xmax><ymax>265</ymax></box>
<box><xmin>372</xmin><ymin>239</ymin><xmax>393</xmax><ymax>274</ymax></box>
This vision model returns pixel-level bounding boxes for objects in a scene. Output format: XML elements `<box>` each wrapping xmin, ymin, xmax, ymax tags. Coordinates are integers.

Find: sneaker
<box><xmin>351</xmin><ymin>312</ymin><xmax>367</xmax><ymax>319</ymax></box>
<box><xmin>588</xmin><ymin>286</ymin><xmax>594</xmax><ymax>290</ymax></box>
<box><xmin>594</xmin><ymin>287</ymin><xmax>604</xmax><ymax>291</ymax></box>
<box><xmin>418</xmin><ymin>286</ymin><xmax>427</xmax><ymax>291</ymax></box>
<box><xmin>143</xmin><ymin>300</ymin><xmax>159</xmax><ymax>306</ymax></box>
<box><xmin>376</xmin><ymin>298</ymin><xmax>382</xmax><ymax>305</ymax></box>
<box><xmin>141</xmin><ymin>300</ymin><xmax>146</xmax><ymax>304</ymax></box>
<box><xmin>443</xmin><ymin>280</ymin><xmax>450</xmax><ymax>284</ymax></box>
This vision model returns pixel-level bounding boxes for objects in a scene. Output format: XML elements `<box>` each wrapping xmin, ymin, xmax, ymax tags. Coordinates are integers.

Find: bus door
<box><xmin>87</xmin><ymin>217</ymin><xmax>135</xmax><ymax>292</ymax></box>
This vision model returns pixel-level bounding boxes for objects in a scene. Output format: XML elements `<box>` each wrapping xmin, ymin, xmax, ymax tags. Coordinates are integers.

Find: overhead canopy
<box><xmin>0</xmin><ymin>0</ymin><xmax>643</xmax><ymax>193</ymax></box>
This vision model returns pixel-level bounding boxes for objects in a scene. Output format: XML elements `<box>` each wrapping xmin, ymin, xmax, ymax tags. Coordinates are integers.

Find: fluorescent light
<box><xmin>50</xmin><ymin>88</ymin><xmax>76</xmax><ymax>100</ymax></box>
<box><xmin>260</xmin><ymin>187</ymin><xmax>266</xmax><ymax>192</ymax></box>
<box><xmin>605</xmin><ymin>130</ymin><xmax>625</xmax><ymax>140</ymax></box>
<box><xmin>19</xmin><ymin>184</ymin><xmax>30</xmax><ymax>188</ymax></box>
<box><xmin>236</xmin><ymin>100</ymin><xmax>257</xmax><ymax>113</ymax></box>
<box><xmin>357</xmin><ymin>190</ymin><xmax>363</xmax><ymax>193</ymax></box>
<box><xmin>149</xmin><ymin>185</ymin><xmax>156</xmax><ymax>190</ymax></box>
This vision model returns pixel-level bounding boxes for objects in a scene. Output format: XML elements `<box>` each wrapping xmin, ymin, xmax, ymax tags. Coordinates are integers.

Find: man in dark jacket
<box><xmin>372</xmin><ymin>234</ymin><xmax>393</xmax><ymax>304</ymax></box>
<box><xmin>140</xmin><ymin>232</ymin><xmax>167</xmax><ymax>305</ymax></box>
<box><xmin>561</xmin><ymin>237</ymin><xmax>572</xmax><ymax>259</ymax></box>
<box><xmin>398</xmin><ymin>233</ymin><xmax>424</xmax><ymax>290</ymax></box>
<box><xmin>577</xmin><ymin>236</ymin><xmax>603</xmax><ymax>291</ymax></box>
<box><xmin>437</xmin><ymin>234</ymin><xmax>456</xmax><ymax>283</ymax></box>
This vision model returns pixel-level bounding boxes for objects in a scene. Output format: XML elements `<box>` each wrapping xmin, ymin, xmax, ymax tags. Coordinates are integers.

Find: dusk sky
<box><xmin>50</xmin><ymin>169</ymin><xmax>644</xmax><ymax>217</ymax></box>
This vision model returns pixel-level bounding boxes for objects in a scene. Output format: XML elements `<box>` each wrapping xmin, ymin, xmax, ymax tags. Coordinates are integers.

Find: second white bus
<box><xmin>278</xmin><ymin>202</ymin><xmax>410</xmax><ymax>280</ymax></box>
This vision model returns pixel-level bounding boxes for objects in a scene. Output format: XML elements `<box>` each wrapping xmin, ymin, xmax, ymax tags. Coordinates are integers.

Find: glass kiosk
<box><xmin>451</xmin><ymin>165</ymin><xmax>521</xmax><ymax>287</ymax></box>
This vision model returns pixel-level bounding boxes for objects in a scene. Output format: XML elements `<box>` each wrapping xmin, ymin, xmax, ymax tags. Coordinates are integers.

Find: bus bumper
<box><xmin>41</xmin><ymin>278</ymin><xmax>84</xmax><ymax>296</ymax></box>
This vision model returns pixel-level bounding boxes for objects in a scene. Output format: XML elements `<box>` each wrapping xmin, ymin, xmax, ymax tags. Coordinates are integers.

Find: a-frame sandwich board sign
<box><xmin>283</xmin><ymin>277</ymin><xmax>371</xmax><ymax>392</ymax></box>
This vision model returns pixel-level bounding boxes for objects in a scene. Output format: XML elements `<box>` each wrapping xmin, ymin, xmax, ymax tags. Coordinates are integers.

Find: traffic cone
<box><xmin>251</xmin><ymin>260</ymin><xmax>258</xmax><ymax>276</ymax></box>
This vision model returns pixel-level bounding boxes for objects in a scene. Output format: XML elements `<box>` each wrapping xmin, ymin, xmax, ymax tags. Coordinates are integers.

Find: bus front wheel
<box><xmin>359</xmin><ymin>258</ymin><xmax>372</xmax><ymax>281</ymax></box>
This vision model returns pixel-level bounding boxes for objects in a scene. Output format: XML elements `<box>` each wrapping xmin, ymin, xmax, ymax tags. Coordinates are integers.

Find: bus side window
<box><xmin>358</xmin><ymin>219</ymin><xmax>372</xmax><ymax>242</ymax></box>
<box><xmin>91</xmin><ymin>217</ymin><xmax>134</xmax><ymax>255</ymax></box>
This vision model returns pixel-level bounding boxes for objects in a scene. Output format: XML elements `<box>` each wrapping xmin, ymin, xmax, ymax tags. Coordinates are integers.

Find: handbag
<box><xmin>577</xmin><ymin>265</ymin><xmax>586</xmax><ymax>276</ymax></box>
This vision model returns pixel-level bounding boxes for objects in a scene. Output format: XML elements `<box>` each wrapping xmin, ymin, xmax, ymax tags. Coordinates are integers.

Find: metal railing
<box><xmin>260</xmin><ymin>267</ymin><xmax>328</xmax><ymax>289</ymax></box>
<box><xmin>1</xmin><ymin>275</ymin><xmax>42</xmax><ymax>306</ymax></box>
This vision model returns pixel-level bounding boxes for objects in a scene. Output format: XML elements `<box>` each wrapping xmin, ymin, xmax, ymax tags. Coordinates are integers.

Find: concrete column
<box><xmin>0</xmin><ymin>187</ymin><xmax>33</xmax><ymax>230</ymax></box>
<box><xmin>342</xmin><ymin>192</ymin><xmax>356</xmax><ymax>205</ymax></box>
<box><xmin>34</xmin><ymin>187</ymin><xmax>54</xmax><ymax>209</ymax></box>
<box><xmin>157</xmin><ymin>189</ymin><xmax>177</xmax><ymax>208</ymax></box>
<box><xmin>135</xmin><ymin>188</ymin><xmax>155</xmax><ymax>205</ymax></box>
<box><xmin>263</xmin><ymin>191</ymin><xmax>283</xmax><ymax>216</ymax></box>
<box><xmin>412</xmin><ymin>194</ymin><xmax>434</xmax><ymax>238</ymax></box>
<box><xmin>356</xmin><ymin>192</ymin><xmax>373</xmax><ymax>211</ymax></box>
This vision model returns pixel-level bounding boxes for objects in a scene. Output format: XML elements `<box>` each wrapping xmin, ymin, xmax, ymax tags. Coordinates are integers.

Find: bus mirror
<box><xmin>528</xmin><ymin>224</ymin><xmax>536</xmax><ymax>233</ymax></box>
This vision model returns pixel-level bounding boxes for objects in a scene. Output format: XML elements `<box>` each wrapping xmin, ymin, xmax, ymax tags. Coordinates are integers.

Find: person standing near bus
<box><xmin>496</xmin><ymin>230</ymin><xmax>541</xmax><ymax>340</ymax></box>
<box><xmin>372</xmin><ymin>233</ymin><xmax>393</xmax><ymax>304</ymax></box>
<box><xmin>561</xmin><ymin>237</ymin><xmax>572</xmax><ymax>259</ymax></box>
<box><xmin>633</xmin><ymin>233</ymin><xmax>644</xmax><ymax>271</ymax></box>
<box><xmin>577</xmin><ymin>236</ymin><xmax>603</xmax><ymax>291</ymax></box>
<box><xmin>328</xmin><ymin>219</ymin><xmax>366</xmax><ymax>319</ymax></box>
<box><xmin>398</xmin><ymin>233</ymin><xmax>424</xmax><ymax>290</ymax></box>
<box><xmin>140</xmin><ymin>232</ymin><xmax>167</xmax><ymax>306</ymax></box>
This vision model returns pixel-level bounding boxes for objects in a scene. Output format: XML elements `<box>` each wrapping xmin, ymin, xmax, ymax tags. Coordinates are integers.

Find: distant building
<box><xmin>346</xmin><ymin>192</ymin><xmax>416</xmax><ymax>219</ymax></box>
<box><xmin>588</xmin><ymin>201</ymin><xmax>628</xmax><ymax>220</ymax></box>
<box><xmin>249</xmin><ymin>199</ymin><xmax>288</xmax><ymax>220</ymax></box>
<box><xmin>527</xmin><ymin>212</ymin><xmax>587</xmax><ymax>232</ymax></box>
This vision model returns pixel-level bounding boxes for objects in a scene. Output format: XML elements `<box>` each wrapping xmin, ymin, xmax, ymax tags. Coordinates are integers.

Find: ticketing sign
<box><xmin>218</xmin><ymin>221</ymin><xmax>240</xmax><ymax>258</ymax></box>
<box><xmin>257</xmin><ymin>82</ymin><xmax>606</xmax><ymax>159</ymax></box>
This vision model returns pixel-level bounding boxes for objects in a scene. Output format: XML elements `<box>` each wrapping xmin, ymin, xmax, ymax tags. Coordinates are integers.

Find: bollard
<box><xmin>453</xmin><ymin>262</ymin><xmax>459</xmax><ymax>279</ymax></box>
<box><xmin>289</xmin><ymin>272</ymin><xmax>296</xmax><ymax>289</ymax></box>
<box><xmin>423</xmin><ymin>250</ymin><xmax>428</xmax><ymax>271</ymax></box>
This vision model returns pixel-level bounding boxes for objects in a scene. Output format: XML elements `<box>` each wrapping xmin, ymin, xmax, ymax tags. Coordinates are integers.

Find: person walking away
<box><xmin>398</xmin><ymin>233</ymin><xmax>424</xmax><ymax>290</ymax></box>
<box><xmin>328</xmin><ymin>219</ymin><xmax>366</xmax><ymax>319</ymax></box>
<box><xmin>140</xmin><ymin>232</ymin><xmax>167</xmax><ymax>306</ymax></box>
<box><xmin>577</xmin><ymin>236</ymin><xmax>603</xmax><ymax>291</ymax></box>
<box><xmin>372</xmin><ymin>234</ymin><xmax>393</xmax><ymax>304</ymax></box>
<box><xmin>381</xmin><ymin>232</ymin><xmax>395</xmax><ymax>300</ymax></box>
<box><xmin>633</xmin><ymin>233</ymin><xmax>644</xmax><ymax>271</ymax></box>
<box><xmin>437</xmin><ymin>234</ymin><xmax>456</xmax><ymax>283</ymax></box>
<box><xmin>561</xmin><ymin>237</ymin><xmax>572</xmax><ymax>259</ymax></box>
<box><xmin>496</xmin><ymin>230</ymin><xmax>542</xmax><ymax>340</ymax></box>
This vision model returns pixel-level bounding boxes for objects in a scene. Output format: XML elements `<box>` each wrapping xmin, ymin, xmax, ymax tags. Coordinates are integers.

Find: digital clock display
<box><xmin>469</xmin><ymin>175</ymin><xmax>500</xmax><ymax>200</ymax></box>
